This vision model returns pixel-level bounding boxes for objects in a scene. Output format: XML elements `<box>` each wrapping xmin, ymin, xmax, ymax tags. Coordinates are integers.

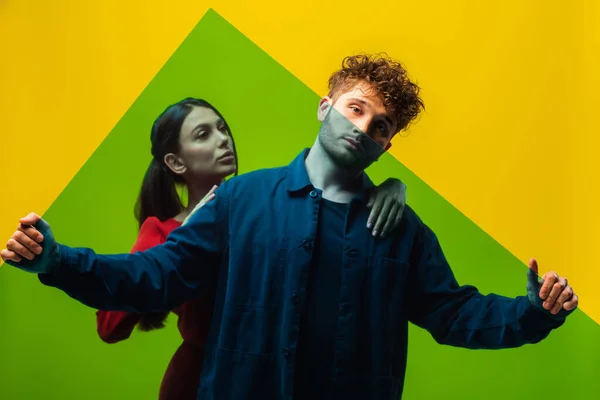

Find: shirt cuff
<box><xmin>522</xmin><ymin>296</ymin><xmax>569</xmax><ymax>325</ymax></box>
<box><xmin>37</xmin><ymin>244</ymin><xmax>74</xmax><ymax>287</ymax></box>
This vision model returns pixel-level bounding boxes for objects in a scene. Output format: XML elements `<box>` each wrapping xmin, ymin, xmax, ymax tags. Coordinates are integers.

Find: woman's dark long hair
<box><xmin>134</xmin><ymin>98</ymin><xmax>238</xmax><ymax>331</ymax></box>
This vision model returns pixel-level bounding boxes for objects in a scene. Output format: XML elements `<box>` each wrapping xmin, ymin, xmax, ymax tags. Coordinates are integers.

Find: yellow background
<box><xmin>1</xmin><ymin>0</ymin><xmax>598</xmax><ymax>323</ymax></box>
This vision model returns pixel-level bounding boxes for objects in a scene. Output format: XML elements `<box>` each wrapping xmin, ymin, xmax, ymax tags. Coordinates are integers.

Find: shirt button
<box><xmin>282</xmin><ymin>348</ymin><xmax>291</xmax><ymax>359</ymax></box>
<box><xmin>292</xmin><ymin>293</ymin><xmax>300</xmax><ymax>304</ymax></box>
<box><xmin>302</xmin><ymin>240</ymin><xmax>312</xmax><ymax>250</ymax></box>
<box><xmin>309</xmin><ymin>190</ymin><xmax>319</xmax><ymax>198</ymax></box>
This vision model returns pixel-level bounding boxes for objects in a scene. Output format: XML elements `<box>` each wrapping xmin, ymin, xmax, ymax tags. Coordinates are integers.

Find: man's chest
<box><xmin>223</xmin><ymin>191</ymin><xmax>416</xmax><ymax>311</ymax></box>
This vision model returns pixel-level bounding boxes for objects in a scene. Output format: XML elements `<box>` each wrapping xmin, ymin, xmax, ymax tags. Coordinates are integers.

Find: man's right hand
<box><xmin>1</xmin><ymin>213</ymin><xmax>60</xmax><ymax>274</ymax></box>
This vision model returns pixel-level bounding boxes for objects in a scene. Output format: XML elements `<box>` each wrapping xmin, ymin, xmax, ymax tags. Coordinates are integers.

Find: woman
<box><xmin>94</xmin><ymin>97</ymin><xmax>237</xmax><ymax>400</ymax></box>
<box><xmin>3</xmin><ymin>97</ymin><xmax>408</xmax><ymax>400</ymax></box>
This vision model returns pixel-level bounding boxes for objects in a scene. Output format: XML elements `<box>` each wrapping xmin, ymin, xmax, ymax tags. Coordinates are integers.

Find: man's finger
<box><xmin>544</xmin><ymin>277</ymin><xmax>567</xmax><ymax>310</ymax></box>
<box><xmin>526</xmin><ymin>258</ymin><xmax>540</xmax><ymax>292</ymax></box>
<box><xmin>397</xmin><ymin>203</ymin><xmax>405</xmax><ymax>221</ymax></box>
<box><xmin>388</xmin><ymin>204</ymin><xmax>404</xmax><ymax>237</ymax></box>
<box><xmin>556</xmin><ymin>285</ymin><xmax>573</xmax><ymax>303</ymax></box>
<box><xmin>366</xmin><ymin>198</ymin><xmax>374</xmax><ymax>209</ymax></box>
<box><xmin>550</xmin><ymin>301</ymin><xmax>562</xmax><ymax>315</ymax></box>
<box><xmin>367</xmin><ymin>197</ymin><xmax>383</xmax><ymax>230</ymax></box>
<box><xmin>12</xmin><ymin>231</ymin><xmax>42</xmax><ymax>255</ymax></box>
<box><xmin>0</xmin><ymin>249</ymin><xmax>22</xmax><ymax>263</ymax></box>
<box><xmin>551</xmin><ymin>285</ymin><xmax>574</xmax><ymax>314</ymax></box>
<box><xmin>18</xmin><ymin>224</ymin><xmax>44</xmax><ymax>243</ymax></box>
<box><xmin>19</xmin><ymin>213</ymin><xmax>42</xmax><ymax>226</ymax></box>
<box><xmin>373</xmin><ymin>199</ymin><xmax>393</xmax><ymax>237</ymax></box>
<box><xmin>563</xmin><ymin>294</ymin><xmax>579</xmax><ymax>311</ymax></box>
<box><xmin>539</xmin><ymin>271</ymin><xmax>559</xmax><ymax>300</ymax></box>
<box><xmin>379</xmin><ymin>203</ymin><xmax>399</xmax><ymax>238</ymax></box>
<box><xmin>366</xmin><ymin>188</ymin><xmax>377</xmax><ymax>209</ymax></box>
<box><xmin>6</xmin><ymin>238</ymin><xmax>35</xmax><ymax>260</ymax></box>
<box><xmin>528</xmin><ymin>258</ymin><xmax>539</xmax><ymax>274</ymax></box>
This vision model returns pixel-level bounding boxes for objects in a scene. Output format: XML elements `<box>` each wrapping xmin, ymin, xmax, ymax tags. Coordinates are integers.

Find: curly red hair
<box><xmin>327</xmin><ymin>53</ymin><xmax>424</xmax><ymax>133</ymax></box>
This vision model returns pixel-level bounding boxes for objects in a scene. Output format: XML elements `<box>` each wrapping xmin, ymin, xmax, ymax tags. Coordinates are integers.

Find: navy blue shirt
<box><xmin>295</xmin><ymin>198</ymin><xmax>347</xmax><ymax>399</ymax></box>
<box><xmin>39</xmin><ymin>149</ymin><xmax>566</xmax><ymax>400</ymax></box>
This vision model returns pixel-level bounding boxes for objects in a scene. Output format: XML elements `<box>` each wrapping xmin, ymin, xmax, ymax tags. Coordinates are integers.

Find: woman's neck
<box><xmin>174</xmin><ymin>179</ymin><xmax>222</xmax><ymax>222</ymax></box>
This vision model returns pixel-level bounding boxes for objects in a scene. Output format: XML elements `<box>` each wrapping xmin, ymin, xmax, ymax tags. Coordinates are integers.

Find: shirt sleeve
<box><xmin>37</xmin><ymin>180</ymin><xmax>232</xmax><ymax>313</ymax></box>
<box><xmin>407</xmin><ymin>222</ymin><xmax>566</xmax><ymax>349</ymax></box>
<box><xmin>95</xmin><ymin>217</ymin><xmax>166</xmax><ymax>343</ymax></box>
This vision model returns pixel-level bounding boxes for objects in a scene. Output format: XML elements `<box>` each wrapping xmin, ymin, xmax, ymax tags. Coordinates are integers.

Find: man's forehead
<box><xmin>338</xmin><ymin>83</ymin><xmax>380</xmax><ymax>102</ymax></box>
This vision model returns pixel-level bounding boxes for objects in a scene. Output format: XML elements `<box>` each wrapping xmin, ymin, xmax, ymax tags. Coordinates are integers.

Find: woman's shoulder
<box><xmin>141</xmin><ymin>216</ymin><xmax>182</xmax><ymax>236</ymax></box>
<box><xmin>131</xmin><ymin>217</ymin><xmax>182</xmax><ymax>252</ymax></box>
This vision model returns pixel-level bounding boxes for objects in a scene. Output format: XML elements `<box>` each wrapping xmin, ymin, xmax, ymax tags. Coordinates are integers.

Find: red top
<box><xmin>96</xmin><ymin>216</ymin><xmax>215</xmax><ymax>400</ymax></box>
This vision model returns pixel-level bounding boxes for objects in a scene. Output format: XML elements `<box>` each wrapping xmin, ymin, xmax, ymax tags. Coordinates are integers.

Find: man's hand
<box><xmin>182</xmin><ymin>185</ymin><xmax>217</xmax><ymax>226</ymax></box>
<box><xmin>0</xmin><ymin>212</ymin><xmax>59</xmax><ymax>274</ymax></box>
<box><xmin>526</xmin><ymin>258</ymin><xmax>578</xmax><ymax>318</ymax></box>
<box><xmin>366</xmin><ymin>178</ymin><xmax>406</xmax><ymax>238</ymax></box>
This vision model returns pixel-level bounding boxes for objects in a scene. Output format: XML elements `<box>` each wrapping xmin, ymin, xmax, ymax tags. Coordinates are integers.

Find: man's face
<box><xmin>317</xmin><ymin>82</ymin><xmax>397</xmax><ymax>171</ymax></box>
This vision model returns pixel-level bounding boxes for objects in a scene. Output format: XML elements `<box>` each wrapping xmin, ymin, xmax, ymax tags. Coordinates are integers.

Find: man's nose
<box><xmin>352</xmin><ymin>118</ymin><xmax>371</xmax><ymax>135</ymax></box>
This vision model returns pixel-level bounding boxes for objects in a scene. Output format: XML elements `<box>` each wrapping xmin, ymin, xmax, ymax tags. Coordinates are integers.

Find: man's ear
<box><xmin>317</xmin><ymin>96</ymin><xmax>333</xmax><ymax>122</ymax></box>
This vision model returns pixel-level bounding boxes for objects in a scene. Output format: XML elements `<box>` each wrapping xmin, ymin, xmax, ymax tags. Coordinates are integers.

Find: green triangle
<box><xmin>1</xmin><ymin>8</ymin><xmax>597</xmax><ymax>399</ymax></box>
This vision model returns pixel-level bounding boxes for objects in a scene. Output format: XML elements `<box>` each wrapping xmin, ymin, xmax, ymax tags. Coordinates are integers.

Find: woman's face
<box><xmin>165</xmin><ymin>106</ymin><xmax>237</xmax><ymax>182</ymax></box>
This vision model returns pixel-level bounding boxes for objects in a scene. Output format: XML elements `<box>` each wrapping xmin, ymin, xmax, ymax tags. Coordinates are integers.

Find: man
<box><xmin>1</xmin><ymin>53</ymin><xmax>578</xmax><ymax>400</ymax></box>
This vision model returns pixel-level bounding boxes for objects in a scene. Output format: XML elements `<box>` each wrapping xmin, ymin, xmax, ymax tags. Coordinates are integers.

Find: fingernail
<box><xmin>372</xmin><ymin>230</ymin><xmax>378</xmax><ymax>237</ymax></box>
<box><xmin>367</xmin><ymin>223</ymin><xmax>372</xmax><ymax>229</ymax></box>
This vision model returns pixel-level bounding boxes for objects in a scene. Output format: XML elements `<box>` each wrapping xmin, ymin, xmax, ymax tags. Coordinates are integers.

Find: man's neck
<box><xmin>304</xmin><ymin>139</ymin><xmax>363</xmax><ymax>203</ymax></box>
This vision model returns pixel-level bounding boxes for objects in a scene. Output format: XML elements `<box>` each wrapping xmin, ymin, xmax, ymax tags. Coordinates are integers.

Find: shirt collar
<box><xmin>285</xmin><ymin>148</ymin><xmax>376</xmax><ymax>204</ymax></box>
